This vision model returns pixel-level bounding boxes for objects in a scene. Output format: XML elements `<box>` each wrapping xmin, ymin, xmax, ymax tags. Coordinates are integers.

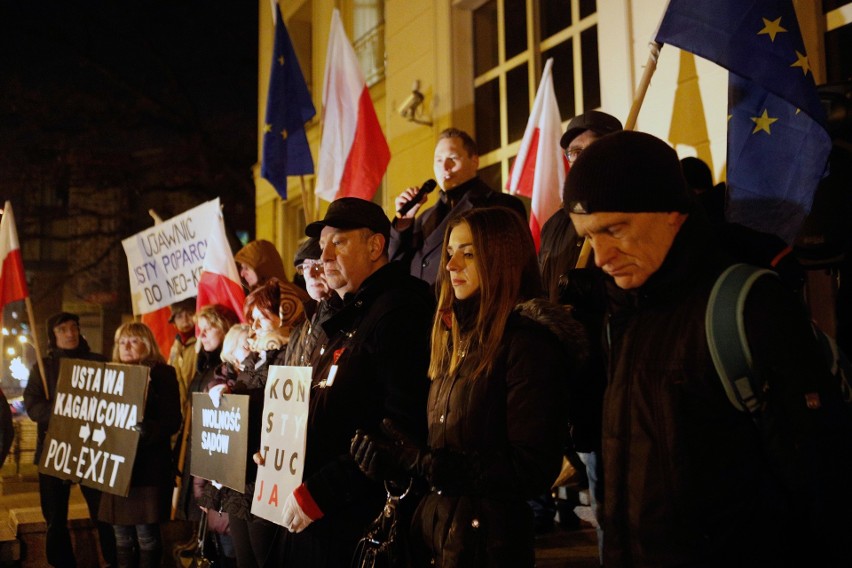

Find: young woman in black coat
<box><xmin>352</xmin><ymin>207</ymin><xmax>587</xmax><ymax>568</ymax></box>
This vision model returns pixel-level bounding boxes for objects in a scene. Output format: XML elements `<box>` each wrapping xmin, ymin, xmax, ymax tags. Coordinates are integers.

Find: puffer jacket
<box><xmin>412</xmin><ymin>299</ymin><xmax>587</xmax><ymax>568</ymax></box>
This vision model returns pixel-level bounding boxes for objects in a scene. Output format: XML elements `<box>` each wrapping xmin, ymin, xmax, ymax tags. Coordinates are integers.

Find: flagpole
<box><xmin>299</xmin><ymin>175</ymin><xmax>311</xmax><ymax>225</ymax></box>
<box><xmin>625</xmin><ymin>41</ymin><xmax>662</xmax><ymax>131</ymax></box>
<box><xmin>24</xmin><ymin>297</ymin><xmax>49</xmax><ymax>400</ymax></box>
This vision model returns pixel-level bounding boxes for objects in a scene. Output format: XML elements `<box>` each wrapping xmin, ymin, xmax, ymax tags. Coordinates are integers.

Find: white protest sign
<box><xmin>251</xmin><ymin>365</ymin><xmax>311</xmax><ymax>525</ymax></box>
<box><xmin>121</xmin><ymin>199</ymin><xmax>220</xmax><ymax>315</ymax></box>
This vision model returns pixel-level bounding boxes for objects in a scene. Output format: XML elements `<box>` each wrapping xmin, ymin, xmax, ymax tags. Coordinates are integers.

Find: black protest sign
<box><xmin>190</xmin><ymin>393</ymin><xmax>249</xmax><ymax>492</ymax></box>
<box><xmin>39</xmin><ymin>359</ymin><xmax>147</xmax><ymax>497</ymax></box>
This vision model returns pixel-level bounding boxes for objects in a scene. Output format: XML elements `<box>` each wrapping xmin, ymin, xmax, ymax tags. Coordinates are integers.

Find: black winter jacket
<box><xmin>389</xmin><ymin>177</ymin><xmax>527</xmax><ymax>285</ymax></box>
<box><xmin>412</xmin><ymin>299</ymin><xmax>587</xmax><ymax>568</ymax></box>
<box><xmin>281</xmin><ymin>261</ymin><xmax>434</xmax><ymax>566</ymax></box>
<box><xmin>24</xmin><ymin>339</ymin><xmax>107</xmax><ymax>461</ymax></box>
<box><xmin>602</xmin><ymin>214</ymin><xmax>850</xmax><ymax>567</ymax></box>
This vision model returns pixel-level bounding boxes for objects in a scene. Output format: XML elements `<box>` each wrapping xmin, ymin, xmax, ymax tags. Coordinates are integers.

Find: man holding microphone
<box><xmin>389</xmin><ymin>127</ymin><xmax>526</xmax><ymax>286</ymax></box>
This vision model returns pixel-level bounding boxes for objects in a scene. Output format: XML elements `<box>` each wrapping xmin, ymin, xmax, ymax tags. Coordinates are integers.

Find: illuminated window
<box><xmin>473</xmin><ymin>0</ymin><xmax>600</xmax><ymax>186</ymax></box>
<box><xmin>352</xmin><ymin>0</ymin><xmax>385</xmax><ymax>87</ymax></box>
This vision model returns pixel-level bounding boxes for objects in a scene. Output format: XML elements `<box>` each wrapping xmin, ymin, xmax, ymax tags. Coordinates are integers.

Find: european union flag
<box><xmin>261</xmin><ymin>5</ymin><xmax>317</xmax><ymax>199</ymax></box>
<box><xmin>656</xmin><ymin>0</ymin><xmax>831</xmax><ymax>243</ymax></box>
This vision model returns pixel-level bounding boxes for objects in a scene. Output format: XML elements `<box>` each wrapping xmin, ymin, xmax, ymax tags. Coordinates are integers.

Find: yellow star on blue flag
<box><xmin>656</xmin><ymin>0</ymin><xmax>831</xmax><ymax>243</ymax></box>
<box><xmin>261</xmin><ymin>5</ymin><xmax>316</xmax><ymax>199</ymax></box>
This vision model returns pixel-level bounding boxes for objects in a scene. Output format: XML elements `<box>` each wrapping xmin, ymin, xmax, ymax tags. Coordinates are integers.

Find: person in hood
<box><xmin>352</xmin><ymin>206</ymin><xmax>588</xmax><ymax>567</ymax></box>
<box><xmin>24</xmin><ymin>312</ymin><xmax>117</xmax><ymax>568</ymax></box>
<box><xmin>234</xmin><ymin>239</ymin><xmax>289</xmax><ymax>291</ymax></box>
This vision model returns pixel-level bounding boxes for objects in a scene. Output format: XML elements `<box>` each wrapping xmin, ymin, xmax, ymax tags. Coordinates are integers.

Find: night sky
<box><xmin>0</xmin><ymin>0</ymin><xmax>259</xmax><ymax>234</ymax></box>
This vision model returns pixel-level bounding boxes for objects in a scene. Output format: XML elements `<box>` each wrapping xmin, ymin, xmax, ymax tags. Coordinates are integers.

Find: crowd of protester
<box><xmin>22</xmin><ymin>125</ymin><xmax>851</xmax><ymax>568</ymax></box>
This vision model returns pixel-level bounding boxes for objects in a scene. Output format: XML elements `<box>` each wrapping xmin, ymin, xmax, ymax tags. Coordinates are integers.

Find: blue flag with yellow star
<box><xmin>261</xmin><ymin>5</ymin><xmax>316</xmax><ymax>198</ymax></box>
<box><xmin>656</xmin><ymin>0</ymin><xmax>831</xmax><ymax>243</ymax></box>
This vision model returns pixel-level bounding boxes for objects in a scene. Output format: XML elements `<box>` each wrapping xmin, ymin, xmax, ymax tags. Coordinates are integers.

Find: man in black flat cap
<box><xmin>539</xmin><ymin>110</ymin><xmax>623</xmax><ymax>300</ymax></box>
<box><xmin>566</xmin><ymin>130</ymin><xmax>851</xmax><ymax>567</ymax></box>
<box><xmin>271</xmin><ymin>198</ymin><xmax>434</xmax><ymax>566</ymax></box>
<box><xmin>24</xmin><ymin>312</ymin><xmax>117</xmax><ymax>567</ymax></box>
<box><xmin>535</xmin><ymin>111</ymin><xmax>622</xmax><ymax>555</ymax></box>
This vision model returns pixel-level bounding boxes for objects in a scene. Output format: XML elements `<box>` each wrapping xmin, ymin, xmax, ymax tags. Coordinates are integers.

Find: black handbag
<box><xmin>351</xmin><ymin>480</ymin><xmax>414</xmax><ymax>568</ymax></box>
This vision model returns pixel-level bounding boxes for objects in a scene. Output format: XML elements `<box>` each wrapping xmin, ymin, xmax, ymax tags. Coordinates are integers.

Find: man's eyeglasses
<box><xmin>296</xmin><ymin>260</ymin><xmax>323</xmax><ymax>276</ymax></box>
<box><xmin>565</xmin><ymin>148</ymin><xmax>584</xmax><ymax>164</ymax></box>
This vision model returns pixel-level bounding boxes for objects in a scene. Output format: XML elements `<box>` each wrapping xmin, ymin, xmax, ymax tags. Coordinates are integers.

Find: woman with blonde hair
<box><xmin>100</xmin><ymin>322</ymin><xmax>181</xmax><ymax>568</ymax></box>
<box><xmin>352</xmin><ymin>207</ymin><xmax>588</xmax><ymax>567</ymax></box>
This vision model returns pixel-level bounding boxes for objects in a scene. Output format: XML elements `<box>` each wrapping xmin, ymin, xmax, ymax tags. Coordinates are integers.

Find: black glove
<box><xmin>350</xmin><ymin>419</ymin><xmax>424</xmax><ymax>482</ymax></box>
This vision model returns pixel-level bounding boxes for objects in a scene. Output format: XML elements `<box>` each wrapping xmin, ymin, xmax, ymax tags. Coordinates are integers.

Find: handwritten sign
<box><xmin>39</xmin><ymin>359</ymin><xmax>148</xmax><ymax>496</ymax></box>
<box><xmin>251</xmin><ymin>366</ymin><xmax>311</xmax><ymax>525</ymax></box>
<box><xmin>190</xmin><ymin>393</ymin><xmax>249</xmax><ymax>492</ymax></box>
<box><xmin>121</xmin><ymin>199</ymin><xmax>220</xmax><ymax>314</ymax></box>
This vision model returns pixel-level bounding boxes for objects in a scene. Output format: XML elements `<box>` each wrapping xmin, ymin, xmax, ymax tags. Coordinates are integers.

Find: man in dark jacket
<box><xmin>24</xmin><ymin>312</ymin><xmax>117</xmax><ymax>568</ymax></box>
<box><xmin>274</xmin><ymin>198</ymin><xmax>434</xmax><ymax>566</ymax></box>
<box><xmin>565</xmin><ymin>131</ymin><xmax>851</xmax><ymax>567</ymax></box>
<box><xmin>390</xmin><ymin>128</ymin><xmax>527</xmax><ymax>285</ymax></box>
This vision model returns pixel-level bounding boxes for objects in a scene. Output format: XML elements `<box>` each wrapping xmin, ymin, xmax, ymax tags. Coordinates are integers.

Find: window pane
<box><xmin>506</xmin><ymin>63</ymin><xmax>530</xmax><ymax>143</ymax></box>
<box><xmin>539</xmin><ymin>0</ymin><xmax>571</xmax><ymax>40</ymax></box>
<box><xmin>474</xmin><ymin>0</ymin><xmax>498</xmax><ymax>75</ymax></box>
<box><xmin>475</xmin><ymin>78</ymin><xmax>501</xmax><ymax>154</ymax></box>
<box><xmin>579</xmin><ymin>0</ymin><xmax>596</xmax><ymax>19</ymax></box>
<box><xmin>504</xmin><ymin>0</ymin><xmax>527</xmax><ymax>60</ymax></box>
<box><xmin>581</xmin><ymin>26</ymin><xmax>601</xmax><ymax>111</ymax></box>
<box><xmin>543</xmin><ymin>40</ymin><xmax>575</xmax><ymax>119</ymax></box>
<box><xmin>825</xmin><ymin>25</ymin><xmax>851</xmax><ymax>83</ymax></box>
<box><xmin>478</xmin><ymin>162</ymin><xmax>502</xmax><ymax>192</ymax></box>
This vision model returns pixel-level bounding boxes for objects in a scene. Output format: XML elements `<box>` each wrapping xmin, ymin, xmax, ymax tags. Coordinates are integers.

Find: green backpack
<box><xmin>706</xmin><ymin>263</ymin><xmax>852</xmax><ymax>422</ymax></box>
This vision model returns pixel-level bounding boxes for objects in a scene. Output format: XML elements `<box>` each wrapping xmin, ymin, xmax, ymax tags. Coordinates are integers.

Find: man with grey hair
<box><xmin>565</xmin><ymin>130</ymin><xmax>850</xmax><ymax>566</ymax></box>
<box><xmin>272</xmin><ymin>198</ymin><xmax>434</xmax><ymax>566</ymax></box>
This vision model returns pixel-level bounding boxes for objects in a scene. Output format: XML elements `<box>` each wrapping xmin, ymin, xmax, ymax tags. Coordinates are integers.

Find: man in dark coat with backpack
<box><xmin>565</xmin><ymin>131</ymin><xmax>851</xmax><ymax>567</ymax></box>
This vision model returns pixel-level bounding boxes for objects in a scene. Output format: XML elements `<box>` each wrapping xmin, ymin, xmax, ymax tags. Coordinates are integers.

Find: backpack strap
<box><xmin>706</xmin><ymin>263</ymin><xmax>776</xmax><ymax>420</ymax></box>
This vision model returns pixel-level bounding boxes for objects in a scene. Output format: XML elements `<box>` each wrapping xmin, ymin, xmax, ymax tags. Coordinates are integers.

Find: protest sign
<box><xmin>121</xmin><ymin>199</ymin><xmax>220</xmax><ymax>315</ymax></box>
<box><xmin>39</xmin><ymin>359</ymin><xmax>148</xmax><ymax>497</ymax></box>
<box><xmin>190</xmin><ymin>393</ymin><xmax>250</xmax><ymax>492</ymax></box>
<box><xmin>251</xmin><ymin>366</ymin><xmax>311</xmax><ymax>525</ymax></box>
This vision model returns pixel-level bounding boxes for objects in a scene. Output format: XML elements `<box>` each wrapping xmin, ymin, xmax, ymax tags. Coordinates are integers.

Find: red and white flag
<box><xmin>315</xmin><ymin>9</ymin><xmax>390</xmax><ymax>202</ymax></box>
<box><xmin>506</xmin><ymin>59</ymin><xmax>568</xmax><ymax>251</ymax></box>
<box><xmin>196</xmin><ymin>207</ymin><xmax>245</xmax><ymax>322</ymax></box>
<box><xmin>0</xmin><ymin>201</ymin><xmax>29</xmax><ymax>309</ymax></box>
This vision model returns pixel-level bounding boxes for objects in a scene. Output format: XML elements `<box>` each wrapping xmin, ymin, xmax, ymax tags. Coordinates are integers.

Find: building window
<box><xmin>472</xmin><ymin>0</ymin><xmax>599</xmax><ymax>188</ymax></box>
<box><xmin>824</xmin><ymin>1</ymin><xmax>852</xmax><ymax>82</ymax></box>
<box><xmin>352</xmin><ymin>0</ymin><xmax>385</xmax><ymax>87</ymax></box>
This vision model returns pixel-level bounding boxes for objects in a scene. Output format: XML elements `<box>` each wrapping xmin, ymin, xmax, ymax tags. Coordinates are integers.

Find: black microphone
<box><xmin>396</xmin><ymin>179</ymin><xmax>437</xmax><ymax>219</ymax></box>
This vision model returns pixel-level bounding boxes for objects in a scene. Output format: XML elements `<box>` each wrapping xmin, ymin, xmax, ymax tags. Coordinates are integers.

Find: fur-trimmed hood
<box><xmin>514</xmin><ymin>298</ymin><xmax>589</xmax><ymax>372</ymax></box>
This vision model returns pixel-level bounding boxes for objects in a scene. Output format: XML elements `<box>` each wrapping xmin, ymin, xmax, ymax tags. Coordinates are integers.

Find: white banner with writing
<box><xmin>121</xmin><ymin>199</ymin><xmax>220</xmax><ymax>315</ymax></box>
<box><xmin>251</xmin><ymin>365</ymin><xmax>311</xmax><ymax>525</ymax></box>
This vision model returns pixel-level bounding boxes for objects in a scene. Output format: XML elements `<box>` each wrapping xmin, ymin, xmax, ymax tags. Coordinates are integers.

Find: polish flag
<box><xmin>0</xmin><ymin>201</ymin><xmax>29</xmax><ymax>309</ymax></box>
<box><xmin>195</xmin><ymin>201</ymin><xmax>246</xmax><ymax>322</ymax></box>
<box><xmin>315</xmin><ymin>9</ymin><xmax>390</xmax><ymax>202</ymax></box>
<box><xmin>142</xmin><ymin>308</ymin><xmax>175</xmax><ymax>360</ymax></box>
<box><xmin>507</xmin><ymin>59</ymin><xmax>568</xmax><ymax>251</ymax></box>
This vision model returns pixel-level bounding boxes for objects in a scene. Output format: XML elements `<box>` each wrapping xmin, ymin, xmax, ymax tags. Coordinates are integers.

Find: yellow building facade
<box><xmin>253</xmin><ymin>0</ymin><xmax>848</xmax><ymax>280</ymax></box>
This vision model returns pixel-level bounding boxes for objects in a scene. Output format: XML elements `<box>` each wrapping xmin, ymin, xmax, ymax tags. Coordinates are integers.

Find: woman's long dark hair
<box><xmin>428</xmin><ymin>207</ymin><xmax>541</xmax><ymax>380</ymax></box>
